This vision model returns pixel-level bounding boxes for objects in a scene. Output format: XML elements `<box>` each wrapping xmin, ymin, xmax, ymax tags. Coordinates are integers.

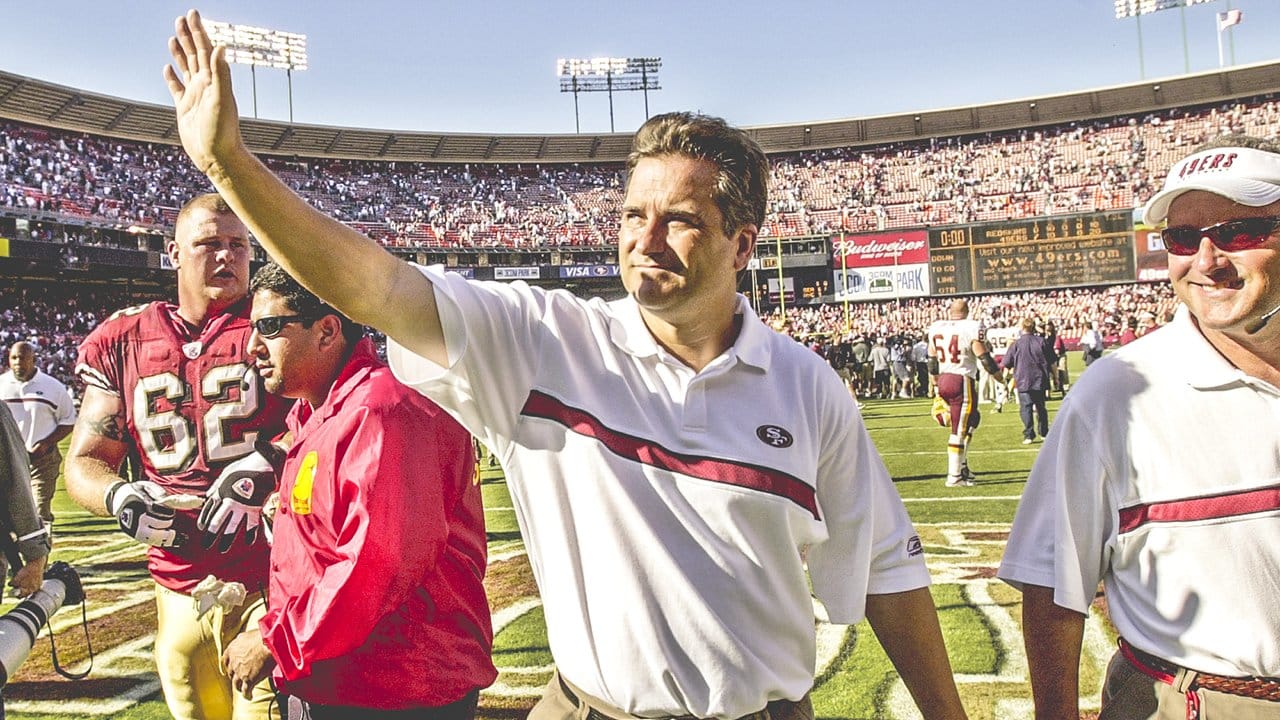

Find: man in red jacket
<box><xmin>221</xmin><ymin>262</ymin><xmax>494</xmax><ymax>719</ymax></box>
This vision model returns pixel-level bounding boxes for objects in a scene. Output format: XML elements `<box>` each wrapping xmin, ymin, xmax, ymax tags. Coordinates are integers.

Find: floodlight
<box><xmin>556</xmin><ymin>56</ymin><xmax>661</xmax><ymax>133</ymax></box>
<box><xmin>205</xmin><ymin>19</ymin><xmax>308</xmax><ymax>122</ymax></box>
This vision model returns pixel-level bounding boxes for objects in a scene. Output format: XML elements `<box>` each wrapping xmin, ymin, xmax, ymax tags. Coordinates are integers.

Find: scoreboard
<box><xmin>928</xmin><ymin>211</ymin><xmax>1135</xmax><ymax>295</ymax></box>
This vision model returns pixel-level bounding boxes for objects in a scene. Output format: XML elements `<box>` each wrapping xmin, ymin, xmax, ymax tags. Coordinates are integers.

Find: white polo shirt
<box><xmin>389</xmin><ymin>265</ymin><xmax>928</xmax><ymax>720</ymax></box>
<box><xmin>999</xmin><ymin>306</ymin><xmax>1280</xmax><ymax>677</ymax></box>
<box><xmin>0</xmin><ymin>369</ymin><xmax>76</xmax><ymax>452</ymax></box>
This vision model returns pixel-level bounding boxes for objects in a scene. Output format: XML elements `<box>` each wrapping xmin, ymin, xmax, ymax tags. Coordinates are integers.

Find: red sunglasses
<box><xmin>1159</xmin><ymin>216</ymin><xmax>1280</xmax><ymax>256</ymax></box>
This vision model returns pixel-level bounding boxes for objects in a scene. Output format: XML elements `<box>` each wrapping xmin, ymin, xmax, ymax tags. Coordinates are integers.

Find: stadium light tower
<box><xmin>1113</xmin><ymin>0</ymin><xmax>1214</xmax><ymax>78</ymax></box>
<box><xmin>557</xmin><ymin>57</ymin><xmax>661</xmax><ymax>133</ymax></box>
<box><xmin>205</xmin><ymin>19</ymin><xmax>308</xmax><ymax>123</ymax></box>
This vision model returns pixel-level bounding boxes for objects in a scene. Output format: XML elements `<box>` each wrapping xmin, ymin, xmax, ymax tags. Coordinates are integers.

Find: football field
<box><xmin>2</xmin><ymin>377</ymin><xmax>1112</xmax><ymax>720</ymax></box>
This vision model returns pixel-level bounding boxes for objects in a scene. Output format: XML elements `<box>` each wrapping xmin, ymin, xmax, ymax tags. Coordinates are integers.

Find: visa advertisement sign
<box><xmin>558</xmin><ymin>264</ymin><xmax>621</xmax><ymax>279</ymax></box>
<box><xmin>833</xmin><ymin>263</ymin><xmax>932</xmax><ymax>301</ymax></box>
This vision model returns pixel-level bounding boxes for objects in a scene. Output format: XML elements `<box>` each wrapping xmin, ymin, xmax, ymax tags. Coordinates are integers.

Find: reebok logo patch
<box><xmin>906</xmin><ymin>535</ymin><xmax>923</xmax><ymax>557</ymax></box>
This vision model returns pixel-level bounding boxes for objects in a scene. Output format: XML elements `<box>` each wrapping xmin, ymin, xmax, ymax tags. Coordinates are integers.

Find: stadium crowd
<box><xmin>769</xmin><ymin>282</ymin><xmax>1178</xmax><ymax>400</ymax></box>
<box><xmin>771</xmin><ymin>282</ymin><xmax>1178</xmax><ymax>346</ymax></box>
<box><xmin>3</xmin><ymin>96</ymin><xmax>1280</xmax><ymax>249</ymax></box>
<box><xmin>0</xmin><ymin>280</ymin><xmax>149</xmax><ymax>390</ymax></box>
<box><xmin>0</xmin><ymin>86</ymin><xmax>1236</xmax><ymax>403</ymax></box>
<box><xmin>1</xmin><ymin>274</ymin><xmax>1175</xmax><ymax>399</ymax></box>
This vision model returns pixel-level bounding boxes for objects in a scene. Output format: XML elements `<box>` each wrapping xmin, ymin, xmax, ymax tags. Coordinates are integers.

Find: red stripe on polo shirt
<box><xmin>5</xmin><ymin>397</ymin><xmax>59</xmax><ymax>411</ymax></box>
<box><xmin>521</xmin><ymin>390</ymin><xmax>820</xmax><ymax>519</ymax></box>
<box><xmin>1118</xmin><ymin>484</ymin><xmax>1280</xmax><ymax>534</ymax></box>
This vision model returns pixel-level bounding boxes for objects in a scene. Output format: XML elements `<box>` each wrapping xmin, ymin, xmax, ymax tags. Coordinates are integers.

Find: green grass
<box><xmin>491</xmin><ymin>606</ymin><xmax>554</xmax><ymax>669</ymax></box>
<box><xmin>5</xmin><ymin>356</ymin><xmax>1116</xmax><ymax>719</ymax></box>
<box><xmin>811</xmin><ymin>623</ymin><xmax>896</xmax><ymax>720</ymax></box>
<box><xmin>935</xmin><ymin>585</ymin><xmax>999</xmax><ymax>675</ymax></box>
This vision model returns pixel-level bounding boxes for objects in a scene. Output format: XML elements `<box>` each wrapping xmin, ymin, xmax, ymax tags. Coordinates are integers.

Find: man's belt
<box><xmin>1120</xmin><ymin>638</ymin><xmax>1280</xmax><ymax>702</ymax></box>
<box><xmin>557</xmin><ymin>675</ymin><xmax>787</xmax><ymax>720</ymax></box>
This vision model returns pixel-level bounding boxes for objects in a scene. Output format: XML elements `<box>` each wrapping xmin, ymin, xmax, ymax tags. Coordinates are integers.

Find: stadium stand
<box><xmin>770</xmin><ymin>282</ymin><xmax>1178</xmax><ymax>348</ymax></box>
<box><xmin>0</xmin><ymin>272</ymin><xmax>1175</xmax><ymax>396</ymax></box>
<box><xmin>3</xmin><ymin>88</ymin><xmax>1280</xmax><ymax>250</ymax></box>
<box><xmin>0</xmin><ymin>62</ymin><xmax>1269</xmax><ymax>392</ymax></box>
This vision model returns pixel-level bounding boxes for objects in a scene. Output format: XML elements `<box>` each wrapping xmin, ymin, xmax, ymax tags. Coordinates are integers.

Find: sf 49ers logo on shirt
<box><xmin>756</xmin><ymin>425</ymin><xmax>794</xmax><ymax>448</ymax></box>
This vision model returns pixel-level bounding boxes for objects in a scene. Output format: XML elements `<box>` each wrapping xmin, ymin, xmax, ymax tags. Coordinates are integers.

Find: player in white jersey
<box><xmin>927</xmin><ymin>299</ymin><xmax>1001</xmax><ymax>487</ymax></box>
<box><xmin>981</xmin><ymin>324</ymin><xmax>1019</xmax><ymax>411</ymax></box>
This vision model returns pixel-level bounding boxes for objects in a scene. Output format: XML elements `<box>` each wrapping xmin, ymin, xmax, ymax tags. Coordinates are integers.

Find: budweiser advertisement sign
<box><xmin>831</xmin><ymin>230</ymin><xmax>930</xmax><ymax>269</ymax></box>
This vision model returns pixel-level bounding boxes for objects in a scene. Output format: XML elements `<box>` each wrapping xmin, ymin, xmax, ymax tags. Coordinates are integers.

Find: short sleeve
<box><xmin>807</xmin><ymin>389</ymin><xmax>930</xmax><ymax>624</ymax></box>
<box><xmin>998</xmin><ymin>392</ymin><xmax>1115</xmax><ymax>613</ymax></box>
<box><xmin>386</xmin><ymin>264</ymin><xmax>547</xmax><ymax>447</ymax></box>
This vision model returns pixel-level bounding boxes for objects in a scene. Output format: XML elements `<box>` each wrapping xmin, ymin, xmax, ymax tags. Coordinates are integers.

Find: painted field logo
<box><xmin>756</xmin><ymin>425</ymin><xmax>794</xmax><ymax>448</ymax></box>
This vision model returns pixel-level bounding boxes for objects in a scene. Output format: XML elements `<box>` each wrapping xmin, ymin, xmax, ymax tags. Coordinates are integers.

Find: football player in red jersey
<box><xmin>65</xmin><ymin>193</ymin><xmax>290</xmax><ymax>720</ymax></box>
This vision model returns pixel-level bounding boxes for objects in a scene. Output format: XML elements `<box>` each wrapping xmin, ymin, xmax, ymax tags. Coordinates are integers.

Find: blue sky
<box><xmin>1</xmin><ymin>1</ymin><xmax>1276</xmax><ymax>134</ymax></box>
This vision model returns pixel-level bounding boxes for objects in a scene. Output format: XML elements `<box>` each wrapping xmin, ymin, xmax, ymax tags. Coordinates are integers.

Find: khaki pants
<box><xmin>529</xmin><ymin>671</ymin><xmax>814</xmax><ymax>720</ymax></box>
<box><xmin>1100</xmin><ymin>649</ymin><xmax>1280</xmax><ymax>719</ymax></box>
<box><xmin>28</xmin><ymin>447</ymin><xmax>61</xmax><ymax>526</ymax></box>
<box><xmin>154</xmin><ymin>583</ymin><xmax>279</xmax><ymax>720</ymax></box>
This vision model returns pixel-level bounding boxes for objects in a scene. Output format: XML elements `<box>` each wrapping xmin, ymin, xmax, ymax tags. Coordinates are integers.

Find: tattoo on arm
<box><xmin>88</xmin><ymin>412</ymin><xmax>126</xmax><ymax>442</ymax></box>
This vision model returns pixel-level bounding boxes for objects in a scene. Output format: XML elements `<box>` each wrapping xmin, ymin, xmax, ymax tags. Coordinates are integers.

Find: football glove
<box><xmin>931</xmin><ymin>395</ymin><xmax>951</xmax><ymax>428</ymax></box>
<box><xmin>198</xmin><ymin>441</ymin><xmax>285</xmax><ymax>552</ymax></box>
<box><xmin>105</xmin><ymin>480</ymin><xmax>186</xmax><ymax>548</ymax></box>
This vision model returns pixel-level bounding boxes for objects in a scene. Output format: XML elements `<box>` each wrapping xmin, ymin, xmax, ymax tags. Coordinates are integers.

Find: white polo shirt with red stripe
<box><xmin>0</xmin><ymin>369</ymin><xmax>77</xmax><ymax>452</ymax></box>
<box><xmin>388</xmin><ymin>264</ymin><xmax>928</xmax><ymax>720</ymax></box>
<box><xmin>999</xmin><ymin>305</ymin><xmax>1280</xmax><ymax>677</ymax></box>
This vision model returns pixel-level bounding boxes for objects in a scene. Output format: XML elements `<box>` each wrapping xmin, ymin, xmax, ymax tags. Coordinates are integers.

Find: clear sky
<box><xmin>2</xmin><ymin>1</ymin><xmax>1276</xmax><ymax>135</ymax></box>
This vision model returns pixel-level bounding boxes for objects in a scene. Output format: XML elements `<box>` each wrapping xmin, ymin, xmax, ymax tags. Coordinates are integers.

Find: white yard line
<box><xmin>491</xmin><ymin>597</ymin><xmax>542</xmax><ymax>635</ymax></box>
<box><xmin>42</xmin><ymin>589</ymin><xmax>155</xmax><ymax>635</ymax></box>
<box><xmin>489</xmin><ymin>545</ymin><xmax>528</xmax><ymax>564</ymax></box>
<box><xmin>484</xmin><ymin>680</ymin><xmax>546</xmax><ymax>699</ymax></box>
<box><xmin>812</xmin><ymin>600</ymin><xmax>851</xmax><ymax>678</ymax></box>
<box><xmin>6</xmin><ymin>634</ymin><xmax>162</xmax><ymax>716</ymax></box>
<box><xmin>877</xmin><ymin>447</ymin><xmax>1040</xmax><ymax>456</ymax></box>
<box><xmin>902</xmin><ymin>495</ymin><xmax>1020</xmax><ymax>502</ymax></box>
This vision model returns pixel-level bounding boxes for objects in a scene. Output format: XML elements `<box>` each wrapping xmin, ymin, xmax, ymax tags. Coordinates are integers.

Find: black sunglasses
<box><xmin>252</xmin><ymin>314</ymin><xmax>311</xmax><ymax>338</ymax></box>
<box><xmin>1159</xmin><ymin>216</ymin><xmax>1280</xmax><ymax>256</ymax></box>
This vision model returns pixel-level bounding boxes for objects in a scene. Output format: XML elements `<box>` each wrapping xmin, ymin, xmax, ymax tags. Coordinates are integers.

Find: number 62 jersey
<box><xmin>75</xmin><ymin>298</ymin><xmax>291</xmax><ymax>591</ymax></box>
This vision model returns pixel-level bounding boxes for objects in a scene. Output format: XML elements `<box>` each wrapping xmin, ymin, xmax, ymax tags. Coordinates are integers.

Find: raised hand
<box><xmin>162</xmin><ymin>9</ymin><xmax>243</xmax><ymax>176</ymax></box>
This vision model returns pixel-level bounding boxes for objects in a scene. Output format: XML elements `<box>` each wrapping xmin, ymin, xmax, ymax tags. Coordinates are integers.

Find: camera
<box><xmin>0</xmin><ymin>562</ymin><xmax>84</xmax><ymax>686</ymax></box>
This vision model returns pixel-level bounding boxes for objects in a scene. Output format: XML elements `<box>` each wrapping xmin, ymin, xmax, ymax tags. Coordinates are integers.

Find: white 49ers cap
<box><xmin>1142</xmin><ymin>146</ymin><xmax>1280</xmax><ymax>225</ymax></box>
